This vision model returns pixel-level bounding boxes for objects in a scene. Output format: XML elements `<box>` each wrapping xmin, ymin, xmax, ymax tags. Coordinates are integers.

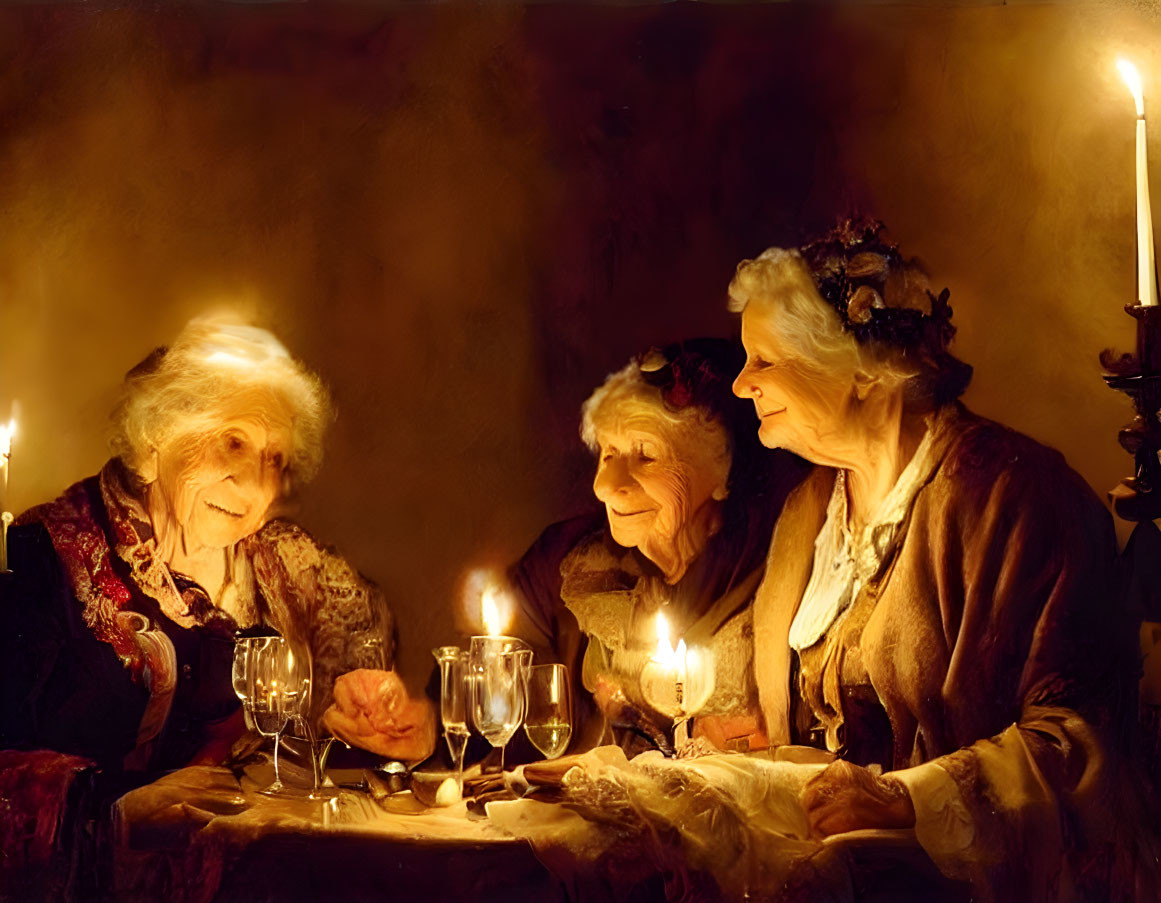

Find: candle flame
<box><xmin>1118</xmin><ymin>59</ymin><xmax>1145</xmax><ymax>117</ymax></box>
<box><xmin>462</xmin><ymin>567</ymin><xmax>515</xmax><ymax>636</ymax></box>
<box><xmin>652</xmin><ymin>611</ymin><xmax>688</xmax><ymax>675</ymax></box>
<box><xmin>0</xmin><ymin>419</ymin><xmax>14</xmax><ymax>458</ymax></box>
<box><xmin>654</xmin><ymin>611</ymin><xmax>673</xmax><ymax>663</ymax></box>
<box><xmin>481</xmin><ymin>585</ymin><xmax>507</xmax><ymax>636</ymax></box>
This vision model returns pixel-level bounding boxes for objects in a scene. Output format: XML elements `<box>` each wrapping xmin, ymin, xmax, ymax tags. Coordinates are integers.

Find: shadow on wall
<box><xmin>0</xmin><ymin>1</ymin><xmax>1155</xmax><ymax>685</ymax></box>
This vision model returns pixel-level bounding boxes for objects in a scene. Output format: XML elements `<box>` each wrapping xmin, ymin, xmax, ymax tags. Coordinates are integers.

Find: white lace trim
<box><xmin>788</xmin><ymin>409</ymin><xmax>951</xmax><ymax>651</ymax></box>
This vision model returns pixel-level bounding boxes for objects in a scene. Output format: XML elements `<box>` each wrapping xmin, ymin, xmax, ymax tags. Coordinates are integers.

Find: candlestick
<box><xmin>0</xmin><ymin>418</ymin><xmax>13</xmax><ymax>574</ymax></box>
<box><xmin>0</xmin><ymin>512</ymin><xmax>11</xmax><ymax>574</ymax></box>
<box><xmin>1119</xmin><ymin>60</ymin><xmax>1158</xmax><ymax>306</ymax></box>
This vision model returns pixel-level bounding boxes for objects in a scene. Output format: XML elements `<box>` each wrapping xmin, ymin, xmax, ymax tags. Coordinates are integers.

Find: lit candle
<box><xmin>674</xmin><ymin>638</ymin><xmax>688</xmax><ymax>712</ymax></box>
<box><xmin>481</xmin><ymin>585</ymin><xmax>506</xmax><ymax>637</ymax></box>
<box><xmin>652</xmin><ymin>612</ymin><xmax>691</xmax><ymax>744</ymax></box>
<box><xmin>1119</xmin><ymin>59</ymin><xmax>1158</xmax><ymax>306</ymax></box>
<box><xmin>0</xmin><ymin>418</ymin><xmax>14</xmax><ymax>573</ymax></box>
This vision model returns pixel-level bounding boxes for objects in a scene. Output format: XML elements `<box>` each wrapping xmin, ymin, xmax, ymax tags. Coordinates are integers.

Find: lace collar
<box><xmin>788</xmin><ymin>406</ymin><xmax>956</xmax><ymax>651</ymax></box>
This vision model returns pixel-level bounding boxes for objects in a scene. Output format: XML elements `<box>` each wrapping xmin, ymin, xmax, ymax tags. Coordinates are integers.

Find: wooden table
<box><xmin>113</xmin><ymin>765</ymin><xmax>572</xmax><ymax>903</ymax></box>
<box><xmin>113</xmin><ymin>759</ymin><xmax>967</xmax><ymax>903</ymax></box>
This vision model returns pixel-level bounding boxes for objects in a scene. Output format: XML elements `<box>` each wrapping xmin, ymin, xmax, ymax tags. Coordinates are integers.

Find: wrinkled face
<box><xmin>591</xmin><ymin>413</ymin><xmax>727</xmax><ymax>564</ymax></box>
<box><xmin>732</xmin><ymin>304</ymin><xmax>854</xmax><ymax>462</ymax></box>
<box><xmin>154</xmin><ymin>403</ymin><xmax>294</xmax><ymax>552</ymax></box>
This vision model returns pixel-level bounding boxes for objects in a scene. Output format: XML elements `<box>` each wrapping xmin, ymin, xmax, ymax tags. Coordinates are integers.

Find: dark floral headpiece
<box><xmin>635</xmin><ymin>339</ymin><xmax>741</xmax><ymax>415</ymax></box>
<box><xmin>799</xmin><ymin>218</ymin><xmax>957</xmax><ymax>356</ymax></box>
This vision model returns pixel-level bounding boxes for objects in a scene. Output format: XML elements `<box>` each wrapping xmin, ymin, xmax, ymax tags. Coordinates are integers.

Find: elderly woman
<box><xmin>0</xmin><ymin>317</ymin><xmax>405</xmax><ymax>775</ymax></box>
<box><xmin>729</xmin><ymin>220</ymin><xmax>1140</xmax><ymax>899</ymax></box>
<box><xmin>512</xmin><ymin>339</ymin><xmax>806</xmax><ymax>755</ymax></box>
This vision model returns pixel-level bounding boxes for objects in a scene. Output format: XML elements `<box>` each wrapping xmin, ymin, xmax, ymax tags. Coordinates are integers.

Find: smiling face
<box><xmin>590</xmin><ymin>408</ymin><xmax>728</xmax><ymax>576</ymax></box>
<box><xmin>153</xmin><ymin>397</ymin><xmax>294</xmax><ymax>553</ymax></box>
<box><xmin>732</xmin><ymin>303</ymin><xmax>856</xmax><ymax>463</ymax></box>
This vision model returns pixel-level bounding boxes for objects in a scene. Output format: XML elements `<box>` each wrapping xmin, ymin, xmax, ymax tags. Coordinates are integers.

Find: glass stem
<box><xmin>272</xmin><ymin>730</ymin><xmax>283</xmax><ymax>788</ymax></box>
<box><xmin>300</xmin><ymin>716</ymin><xmax>324</xmax><ymax>793</ymax></box>
<box><xmin>499</xmin><ymin>742</ymin><xmax>506</xmax><ymax>773</ymax></box>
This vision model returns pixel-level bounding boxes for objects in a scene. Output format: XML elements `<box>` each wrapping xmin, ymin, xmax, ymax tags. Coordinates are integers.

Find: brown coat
<box><xmin>753</xmin><ymin>405</ymin><xmax>1142</xmax><ymax>898</ymax></box>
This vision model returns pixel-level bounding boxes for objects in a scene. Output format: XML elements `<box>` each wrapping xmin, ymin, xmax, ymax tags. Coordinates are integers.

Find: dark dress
<box><xmin>511</xmin><ymin>450</ymin><xmax>809</xmax><ymax>754</ymax></box>
<box><xmin>1</xmin><ymin>460</ymin><xmax>393</xmax><ymax>775</ymax></box>
<box><xmin>0</xmin><ymin>505</ymin><xmax>239</xmax><ymax>776</ymax></box>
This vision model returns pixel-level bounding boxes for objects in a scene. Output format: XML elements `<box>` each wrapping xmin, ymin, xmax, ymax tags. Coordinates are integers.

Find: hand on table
<box><xmin>801</xmin><ymin>759</ymin><xmax>915</xmax><ymax>837</ymax></box>
<box><xmin>592</xmin><ymin>675</ymin><xmax>673</xmax><ymax>755</ymax></box>
<box><xmin>322</xmin><ymin>669</ymin><xmax>436</xmax><ymax>764</ymax></box>
<box><xmin>692</xmin><ymin>713</ymin><xmax>767</xmax><ymax>753</ymax></box>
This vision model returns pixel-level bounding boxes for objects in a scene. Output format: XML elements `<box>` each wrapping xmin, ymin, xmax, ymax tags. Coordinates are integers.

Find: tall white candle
<box><xmin>1119</xmin><ymin>60</ymin><xmax>1158</xmax><ymax>306</ymax></box>
<box><xmin>0</xmin><ymin>420</ymin><xmax>10</xmax><ymax>513</ymax></box>
<box><xmin>0</xmin><ymin>418</ymin><xmax>13</xmax><ymax>572</ymax></box>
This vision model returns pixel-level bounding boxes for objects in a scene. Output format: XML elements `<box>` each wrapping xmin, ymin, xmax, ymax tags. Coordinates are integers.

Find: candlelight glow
<box><xmin>1119</xmin><ymin>59</ymin><xmax>1145</xmax><ymax>117</ymax></box>
<box><xmin>460</xmin><ymin>567</ymin><xmax>516</xmax><ymax>636</ymax></box>
<box><xmin>652</xmin><ymin>611</ymin><xmax>687</xmax><ymax>677</ymax></box>
<box><xmin>654</xmin><ymin>611</ymin><xmax>673</xmax><ymax>663</ymax></box>
<box><xmin>481</xmin><ymin>586</ymin><xmax>506</xmax><ymax>636</ymax></box>
<box><xmin>204</xmin><ymin>349</ymin><xmax>260</xmax><ymax>369</ymax></box>
<box><xmin>0</xmin><ymin>419</ymin><xmax>14</xmax><ymax>458</ymax></box>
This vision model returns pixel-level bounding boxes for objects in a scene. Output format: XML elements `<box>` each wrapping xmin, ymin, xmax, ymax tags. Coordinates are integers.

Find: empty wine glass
<box><xmin>432</xmin><ymin>646</ymin><xmax>471</xmax><ymax>788</ymax></box>
<box><xmin>469</xmin><ymin>643</ymin><xmax>531</xmax><ymax>772</ymax></box>
<box><xmin>523</xmin><ymin>664</ymin><xmax>573</xmax><ymax>760</ymax></box>
<box><xmin>232</xmin><ymin>635</ymin><xmax>268</xmax><ymax>731</ymax></box>
<box><xmin>248</xmin><ymin>636</ymin><xmax>310</xmax><ymax>795</ymax></box>
<box><xmin>231</xmin><ymin>640</ymin><xmax>251</xmax><ymax>710</ymax></box>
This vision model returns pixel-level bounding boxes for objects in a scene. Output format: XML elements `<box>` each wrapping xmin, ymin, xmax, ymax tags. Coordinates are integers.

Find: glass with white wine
<box><xmin>523</xmin><ymin>663</ymin><xmax>572</xmax><ymax>759</ymax></box>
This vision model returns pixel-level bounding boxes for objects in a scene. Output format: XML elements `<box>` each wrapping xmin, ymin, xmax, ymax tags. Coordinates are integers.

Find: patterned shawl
<box><xmin>17</xmin><ymin>460</ymin><xmax>393</xmax><ymax>725</ymax></box>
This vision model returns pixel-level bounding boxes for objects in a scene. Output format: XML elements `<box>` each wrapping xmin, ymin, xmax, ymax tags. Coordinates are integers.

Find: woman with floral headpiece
<box><xmin>730</xmin><ymin>220</ymin><xmax>1147</xmax><ymax>900</ymax></box>
<box><xmin>511</xmin><ymin>338</ymin><xmax>807</xmax><ymax>756</ymax></box>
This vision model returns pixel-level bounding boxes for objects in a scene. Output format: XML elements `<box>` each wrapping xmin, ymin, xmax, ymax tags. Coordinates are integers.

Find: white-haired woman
<box><xmin>730</xmin><ymin>220</ymin><xmax>1143</xmax><ymax>900</ymax></box>
<box><xmin>512</xmin><ymin>338</ymin><xmax>807</xmax><ymax>755</ymax></box>
<box><xmin>0</xmin><ymin>318</ymin><xmax>398</xmax><ymax>774</ymax></box>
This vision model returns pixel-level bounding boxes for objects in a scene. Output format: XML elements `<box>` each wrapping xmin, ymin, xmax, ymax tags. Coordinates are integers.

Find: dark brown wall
<box><xmin>0</xmin><ymin>1</ymin><xmax>1156</xmax><ymax>688</ymax></box>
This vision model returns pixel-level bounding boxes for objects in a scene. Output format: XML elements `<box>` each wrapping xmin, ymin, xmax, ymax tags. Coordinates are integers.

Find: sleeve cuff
<box><xmin>893</xmin><ymin>760</ymin><xmax>975</xmax><ymax>860</ymax></box>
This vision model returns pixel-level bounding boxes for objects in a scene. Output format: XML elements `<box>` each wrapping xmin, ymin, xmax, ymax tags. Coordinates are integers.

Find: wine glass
<box><xmin>248</xmin><ymin>636</ymin><xmax>310</xmax><ymax>795</ymax></box>
<box><xmin>469</xmin><ymin>644</ymin><xmax>531</xmax><ymax>772</ymax></box>
<box><xmin>232</xmin><ymin>636</ymin><xmax>267</xmax><ymax>731</ymax></box>
<box><xmin>523</xmin><ymin>664</ymin><xmax>573</xmax><ymax>759</ymax></box>
<box><xmin>432</xmin><ymin>647</ymin><xmax>471</xmax><ymax>788</ymax></box>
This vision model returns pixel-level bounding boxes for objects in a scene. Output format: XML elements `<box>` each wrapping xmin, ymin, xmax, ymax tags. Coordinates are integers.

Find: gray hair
<box><xmin>109</xmin><ymin>317</ymin><xmax>332</xmax><ymax>490</ymax></box>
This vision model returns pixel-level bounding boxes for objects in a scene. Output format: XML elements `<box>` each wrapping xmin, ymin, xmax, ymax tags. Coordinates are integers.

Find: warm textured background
<box><xmin>1</xmin><ymin>0</ymin><xmax>1158</xmax><ymax>688</ymax></box>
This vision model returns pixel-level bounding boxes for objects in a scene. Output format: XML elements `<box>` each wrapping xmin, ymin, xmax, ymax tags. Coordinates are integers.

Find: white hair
<box><xmin>728</xmin><ymin>247</ymin><xmax>918</xmax><ymax>395</ymax></box>
<box><xmin>580</xmin><ymin>361</ymin><xmax>730</xmax><ymax>492</ymax></box>
<box><xmin>109</xmin><ymin>316</ymin><xmax>331</xmax><ymax>489</ymax></box>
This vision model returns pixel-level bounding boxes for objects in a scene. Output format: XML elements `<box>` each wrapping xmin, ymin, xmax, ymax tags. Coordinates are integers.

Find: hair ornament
<box><xmin>799</xmin><ymin>217</ymin><xmax>955</xmax><ymax>355</ymax></box>
<box><xmin>635</xmin><ymin>342</ymin><xmax>734</xmax><ymax>414</ymax></box>
<box><xmin>637</xmin><ymin>348</ymin><xmax>668</xmax><ymax>373</ymax></box>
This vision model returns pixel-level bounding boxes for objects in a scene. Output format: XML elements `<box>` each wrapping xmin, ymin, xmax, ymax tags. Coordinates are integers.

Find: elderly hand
<box><xmin>591</xmin><ymin>675</ymin><xmax>674</xmax><ymax>754</ymax></box>
<box><xmin>322</xmin><ymin>669</ymin><xmax>436</xmax><ymax>764</ymax></box>
<box><xmin>692</xmin><ymin>713</ymin><xmax>768</xmax><ymax>752</ymax></box>
<box><xmin>801</xmin><ymin>759</ymin><xmax>915</xmax><ymax>837</ymax></box>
